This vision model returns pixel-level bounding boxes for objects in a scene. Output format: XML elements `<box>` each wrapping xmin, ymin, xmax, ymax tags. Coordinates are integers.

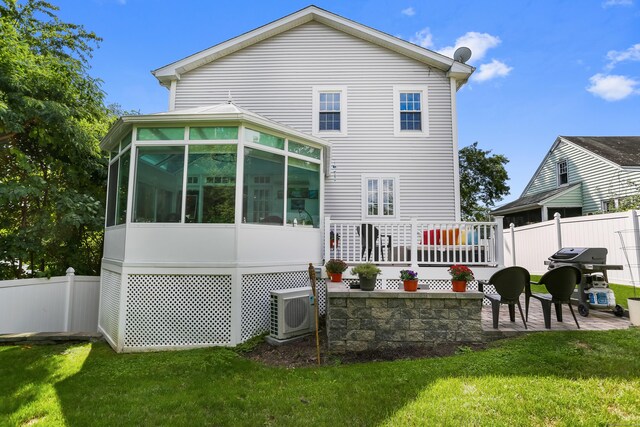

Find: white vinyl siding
<box><xmin>173</xmin><ymin>21</ymin><xmax>456</xmax><ymax>221</ymax></box>
<box><xmin>524</xmin><ymin>140</ymin><xmax>640</xmax><ymax>214</ymax></box>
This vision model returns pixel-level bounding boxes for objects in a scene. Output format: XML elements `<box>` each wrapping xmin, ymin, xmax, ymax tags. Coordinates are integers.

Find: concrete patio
<box><xmin>482</xmin><ymin>296</ymin><xmax>631</xmax><ymax>339</ymax></box>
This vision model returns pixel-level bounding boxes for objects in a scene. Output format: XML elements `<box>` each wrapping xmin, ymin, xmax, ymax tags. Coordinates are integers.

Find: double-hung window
<box><xmin>557</xmin><ymin>160</ymin><xmax>568</xmax><ymax>186</ymax></box>
<box><xmin>394</xmin><ymin>86</ymin><xmax>428</xmax><ymax>136</ymax></box>
<box><xmin>363</xmin><ymin>175</ymin><xmax>399</xmax><ymax>219</ymax></box>
<box><xmin>313</xmin><ymin>86</ymin><xmax>347</xmax><ymax>136</ymax></box>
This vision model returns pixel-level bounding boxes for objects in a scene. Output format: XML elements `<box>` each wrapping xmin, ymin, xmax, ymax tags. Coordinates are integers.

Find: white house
<box><xmin>492</xmin><ymin>136</ymin><xmax>640</xmax><ymax>227</ymax></box>
<box><xmin>99</xmin><ymin>6</ymin><xmax>504</xmax><ymax>352</ymax></box>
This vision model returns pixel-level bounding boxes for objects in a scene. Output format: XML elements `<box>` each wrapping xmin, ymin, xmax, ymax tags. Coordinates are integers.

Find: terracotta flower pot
<box><xmin>403</xmin><ymin>279</ymin><xmax>418</xmax><ymax>292</ymax></box>
<box><xmin>452</xmin><ymin>280</ymin><xmax>467</xmax><ymax>292</ymax></box>
<box><xmin>329</xmin><ymin>272</ymin><xmax>343</xmax><ymax>282</ymax></box>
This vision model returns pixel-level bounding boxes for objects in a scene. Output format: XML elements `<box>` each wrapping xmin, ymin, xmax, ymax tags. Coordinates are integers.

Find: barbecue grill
<box><xmin>546</xmin><ymin>247</ymin><xmax>624</xmax><ymax>317</ymax></box>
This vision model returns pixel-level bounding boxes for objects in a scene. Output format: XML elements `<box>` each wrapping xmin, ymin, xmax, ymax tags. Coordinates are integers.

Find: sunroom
<box><xmin>98</xmin><ymin>103</ymin><xmax>330</xmax><ymax>352</ymax></box>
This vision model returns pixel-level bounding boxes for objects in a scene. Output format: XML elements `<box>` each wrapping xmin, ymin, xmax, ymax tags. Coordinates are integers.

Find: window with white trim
<box><xmin>394</xmin><ymin>86</ymin><xmax>428</xmax><ymax>136</ymax></box>
<box><xmin>601</xmin><ymin>198</ymin><xmax>619</xmax><ymax>212</ymax></box>
<box><xmin>557</xmin><ymin>160</ymin><xmax>568</xmax><ymax>186</ymax></box>
<box><xmin>363</xmin><ymin>175</ymin><xmax>399</xmax><ymax>219</ymax></box>
<box><xmin>312</xmin><ymin>86</ymin><xmax>347</xmax><ymax>136</ymax></box>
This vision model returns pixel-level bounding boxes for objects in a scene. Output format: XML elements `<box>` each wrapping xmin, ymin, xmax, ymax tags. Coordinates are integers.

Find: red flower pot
<box><xmin>403</xmin><ymin>279</ymin><xmax>418</xmax><ymax>292</ymax></box>
<box><xmin>452</xmin><ymin>280</ymin><xmax>467</xmax><ymax>292</ymax></box>
<box><xmin>329</xmin><ymin>272</ymin><xmax>343</xmax><ymax>282</ymax></box>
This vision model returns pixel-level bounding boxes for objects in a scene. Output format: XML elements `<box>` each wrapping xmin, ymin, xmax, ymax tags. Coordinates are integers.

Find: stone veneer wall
<box><xmin>326</xmin><ymin>282</ymin><xmax>484</xmax><ymax>353</ymax></box>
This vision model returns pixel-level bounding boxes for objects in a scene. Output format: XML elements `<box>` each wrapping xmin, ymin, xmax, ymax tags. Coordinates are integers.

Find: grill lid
<box><xmin>549</xmin><ymin>247</ymin><xmax>607</xmax><ymax>263</ymax></box>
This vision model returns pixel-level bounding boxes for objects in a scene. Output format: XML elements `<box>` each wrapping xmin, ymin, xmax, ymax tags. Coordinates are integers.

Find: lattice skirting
<box><xmin>124</xmin><ymin>274</ymin><xmax>232</xmax><ymax>348</ymax></box>
<box><xmin>241</xmin><ymin>271</ymin><xmax>326</xmax><ymax>342</ymax></box>
<box><xmin>99</xmin><ymin>269</ymin><xmax>122</xmax><ymax>345</ymax></box>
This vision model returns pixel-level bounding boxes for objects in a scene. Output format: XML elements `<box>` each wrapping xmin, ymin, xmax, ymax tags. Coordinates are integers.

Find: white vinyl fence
<box><xmin>503</xmin><ymin>210</ymin><xmax>640</xmax><ymax>286</ymax></box>
<box><xmin>0</xmin><ymin>268</ymin><xmax>100</xmax><ymax>334</ymax></box>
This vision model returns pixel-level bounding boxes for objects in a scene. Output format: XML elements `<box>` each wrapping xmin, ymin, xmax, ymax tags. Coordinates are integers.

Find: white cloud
<box><xmin>602</xmin><ymin>0</ymin><xmax>633</xmax><ymax>7</ymax></box>
<box><xmin>606</xmin><ymin>43</ymin><xmax>640</xmax><ymax>68</ymax></box>
<box><xmin>438</xmin><ymin>32</ymin><xmax>501</xmax><ymax>64</ymax></box>
<box><xmin>401</xmin><ymin>7</ymin><xmax>415</xmax><ymax>16</ymax></box>
<box><xmin>117</xmin><ymin>0</ymin><xmax>126</xmax><ymax>4</ymax></box>
<box><xmin>472</xmin><ymin>60</ymin><xmax>513</xmax><ymax>82</ymax></box>
<box><xmin>409</xmin><ymin>27</ymin><xmax>434</xmax><ymax>49</ymax></box>
<box><xmin>587</xmin><ymin>73</ymin><xmax>639</xmax><ymax>101</ymax></box>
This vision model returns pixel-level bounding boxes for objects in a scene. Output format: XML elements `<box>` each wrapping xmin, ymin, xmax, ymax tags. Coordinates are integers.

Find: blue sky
<box><xmin>54</xmin><ymin>0</ymin><xmax>640</xmax><ymax>204</ymax></box>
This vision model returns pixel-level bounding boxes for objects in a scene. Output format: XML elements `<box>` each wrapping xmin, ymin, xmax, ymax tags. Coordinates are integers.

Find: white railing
<box><xmin>324</xmin><ymin>217</ymin><xmax>503</xmax><ymax>267</ymax></box>
<box><xmin>0</xmin><ymin>268</ymin><xmax>100</xmax><ymax>334</ymax></box>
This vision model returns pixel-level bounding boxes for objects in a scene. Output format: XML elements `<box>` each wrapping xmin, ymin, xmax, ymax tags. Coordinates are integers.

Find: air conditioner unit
<box><xmin>270</xmin><ymin>287</ymin><xmax>315</xmax><ymax>340</ymax></box>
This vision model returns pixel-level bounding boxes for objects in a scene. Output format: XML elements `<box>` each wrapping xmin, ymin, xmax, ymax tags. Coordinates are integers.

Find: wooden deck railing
<box><xmin>324</xmin><ymin>218</ymin><xmax>504</xmax><ymax>267</ymax></box>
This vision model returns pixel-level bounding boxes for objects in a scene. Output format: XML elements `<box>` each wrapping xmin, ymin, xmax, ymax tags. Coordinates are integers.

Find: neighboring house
<box><xmin>98</xmin><ymin>6</ymin><xmax>503</xmax><ymax>352</ymax></box>
<box><xmin>492</xmin><ymin>136</ymin><xmax>640</xmax><ymax>227</ymax></box>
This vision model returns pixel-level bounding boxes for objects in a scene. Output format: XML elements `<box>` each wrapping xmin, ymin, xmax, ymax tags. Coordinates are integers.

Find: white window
<box><xmin>362</xmin><ymin>175</ymin><xmax>399</xmax><ymax>219</ymax></box>
<box><xmin>394</xmin><ymin>86</ymin><xmax>428</xmax><ymax>136</ymax></box>
<box><xmin>557</xmin><ymin>160</ymin><xmax>568</xmax><ymax>186</ymax></box>
<box><xmin>601</xmin><ymin>199</ymin><xmax>619</xmax><ymax>212</ymax></box>
<box><xmin>312</xmin><ymin>86</ymin><xmax>347</xmax><ymax>136</ymax></box>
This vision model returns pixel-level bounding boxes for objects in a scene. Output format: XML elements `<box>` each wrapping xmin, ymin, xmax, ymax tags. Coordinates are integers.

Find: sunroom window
<box><xmin>242</xmin><ymin>148</ymin><xmax>285</xmax><ymax>225</ymax></box>
<box><xmin>287</xmin><ymin>158</ymin><xmax>320</xmax><ymax>227</ymax></box>
<box><xmin>133</xmin><ymin>146</ymin><xmax>185</xmax><ymax>222</ymax></box>
<box><xmin>105</xmin><ymin>147</ymin><xmax>130</xmax><ymax>227</ymax></box>
<box><xmin>186</xmin><ymin>145</ymin><xmax>237</xmax><ymax>223</ymax></box>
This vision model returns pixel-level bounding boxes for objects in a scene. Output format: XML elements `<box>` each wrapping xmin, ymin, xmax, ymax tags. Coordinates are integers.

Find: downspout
<box><xmin>447</xmin><ymin>59</ymin><xmax>462</xmax><ymax>222</ymax></box>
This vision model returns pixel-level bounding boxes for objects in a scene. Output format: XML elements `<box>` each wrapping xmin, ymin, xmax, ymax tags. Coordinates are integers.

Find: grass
<box><xmin>1</xmin><ymin>329</ymin><xmax>640</xmax><ymax>426</ymax></box>
<box><xmin>530</xmin><ymin>274</ymin><xmax>638</xmax><ymax>308</ymax></box>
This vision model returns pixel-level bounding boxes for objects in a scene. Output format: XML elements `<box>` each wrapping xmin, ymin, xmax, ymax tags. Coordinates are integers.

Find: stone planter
<box><xmin>358</xmin><ymin>275</ymin><xmax>377</xmax><ymax>291</ymax></box>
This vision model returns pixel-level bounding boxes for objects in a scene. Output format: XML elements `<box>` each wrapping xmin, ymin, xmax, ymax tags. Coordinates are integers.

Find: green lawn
<box><xmin>530</xmin><ymin>275</ymin><xmax>638</xmax><ymax>308</ymax></box>
<box><xmin>2</xmin><ymin>329</ymin><xmax>639</xmax><ymax>426</ymax></box>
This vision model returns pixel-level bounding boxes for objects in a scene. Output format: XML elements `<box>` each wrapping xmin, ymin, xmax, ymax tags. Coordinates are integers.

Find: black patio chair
<box><xmin>357</xmin><ymin>224</ymin><xmax>391</xmax><ymax>261</ymax></box>
<box><xmin>526</xmin><ymin>265</ymin><xmax>581</xmax><ymax>329</ymax></box>
<box><xmin>478</xmin><ymin>266</ymin><xmax>529</xmax><ymax>329</ymax></box>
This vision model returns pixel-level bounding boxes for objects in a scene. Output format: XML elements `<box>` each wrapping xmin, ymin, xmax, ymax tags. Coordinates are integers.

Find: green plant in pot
<box><xmin>351</xmin><ymin>263</ymin><xmax>381</xmax><ymax>291</ymax></box>
<box><xmin>325</xmin><ymin>259</ymin><xmax>348</xmax><ymax>282</ymax></box>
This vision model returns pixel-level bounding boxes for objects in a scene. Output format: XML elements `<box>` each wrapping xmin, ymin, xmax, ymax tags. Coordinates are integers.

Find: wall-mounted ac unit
<box><xmin>270</xmin><ymin>287</ymin><xmax>315</xmax><ymax>340</ymax></box>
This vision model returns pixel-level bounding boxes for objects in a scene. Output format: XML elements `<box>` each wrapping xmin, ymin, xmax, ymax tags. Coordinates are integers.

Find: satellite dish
<box><xmin>453</xmin><ymin>46</ymin><xmax>472</xmax><ymax>64</ymax></box>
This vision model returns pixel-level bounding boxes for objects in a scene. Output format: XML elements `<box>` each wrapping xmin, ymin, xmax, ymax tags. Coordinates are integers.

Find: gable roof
<box><xmin>491</xmin><ymin>183</ymin><xmax>581</xmax><ymax>215</ymax></box>
<box><xmin>152</xmin><ymin>5</ymin><xmax>474</xmax><ymax>88</ymax></box>
<box><xmin>560</xmin><ymin>136</ymin><xmax>640</xmax><ymax>167</ymax></box>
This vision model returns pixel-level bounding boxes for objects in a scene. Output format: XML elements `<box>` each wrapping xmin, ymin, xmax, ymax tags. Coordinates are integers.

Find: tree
<box><xmin>0</xmin><ymin>0</ymin><xmax>111</xmax><ymax>278</ymax></box>
<box><xmin>459</xmin><ymin>142</ymin><xmax>510</xmax><ymax>221</ymax></box>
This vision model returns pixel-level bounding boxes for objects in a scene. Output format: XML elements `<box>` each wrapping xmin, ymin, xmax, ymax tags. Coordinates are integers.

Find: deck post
<box><xmin>323</xmin><ymin>215</ymin><xmax>331</xmax><ymax>267</ymax></box>
<box><xmin>410</xmin><ymin>218</ymin><xmax>419</xmax><ymax>270</ymax></box>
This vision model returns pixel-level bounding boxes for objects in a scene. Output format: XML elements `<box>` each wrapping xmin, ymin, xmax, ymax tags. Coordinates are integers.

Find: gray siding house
<box><xmin>492</xmin><ymin>136</ymin><xmax>640</xmax><ymax>227</ymax></box>
<box><xmin>98</xmin><ymin>6</ymin><xmax>504</xmax><ymax>352</ymax></box>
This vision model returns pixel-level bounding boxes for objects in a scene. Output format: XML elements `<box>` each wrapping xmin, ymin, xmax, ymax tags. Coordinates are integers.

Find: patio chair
<box><xmin>525</xmin><ymin>265</ymin><xmax>581</xmax><ymax>329</ymax></box>
<box><xmin>478</xmin><ymin>266</ymin><xmax>529</xmax><ymax>329</ymax></box>
<box><xmin>357</xmin><ymin>224</ymin><xmax>391</xmax><ymax>261</ymax></box>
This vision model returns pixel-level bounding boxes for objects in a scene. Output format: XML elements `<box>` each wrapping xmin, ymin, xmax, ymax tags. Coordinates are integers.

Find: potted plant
<box><xmin>325</xmin><ymin>259</ymin><xmax>348</xmax><ymax>282</ymax></box>
<box><xmin>350</xmin><ymin>263</ymin><xmax>381</xmax><ymax>291</ymax></box>
<box><xmin>448</xmin><ymin>265</ymin><xmax>474</xmax><ymax>292</ymax></box>
<box><xmin>329</xmin><ymin>231</ymin><xmax>340</xmax><ymax>249</ymax></box>
<box><xmin>400</xmin><ymin>269</ymin><xmax>419</xmax><ymax>291</ymax></box>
